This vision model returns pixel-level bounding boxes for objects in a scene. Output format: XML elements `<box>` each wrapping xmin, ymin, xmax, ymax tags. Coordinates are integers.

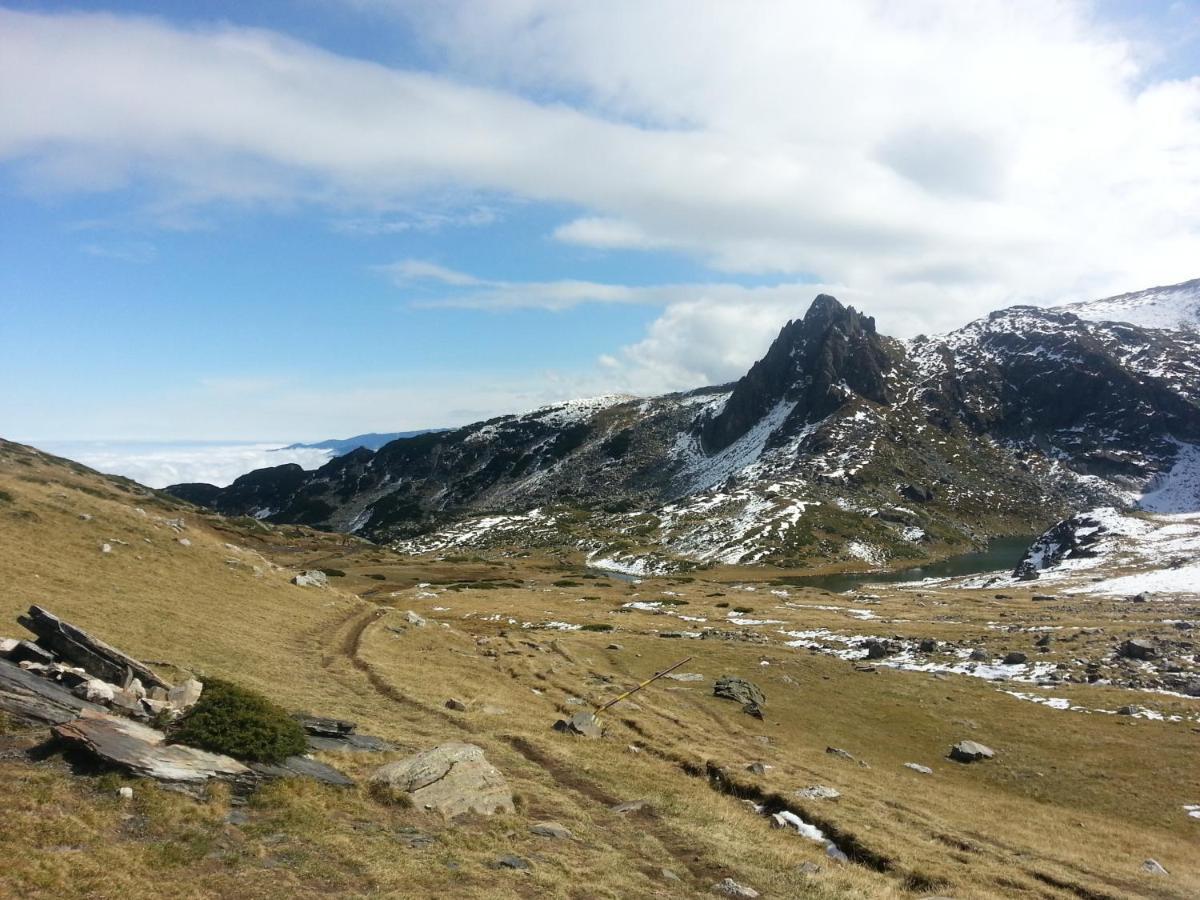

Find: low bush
<box><xmin>171</xmin><ymin>678</ymin><xmax>307</xmax><ymax>764</ymax></box>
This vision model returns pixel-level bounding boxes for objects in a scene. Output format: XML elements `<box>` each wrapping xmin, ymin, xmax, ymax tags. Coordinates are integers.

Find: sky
<box><xmin>3</xmin><ymin>0</ymin><xmax>1200</xmax><ymax>449</ymax></box>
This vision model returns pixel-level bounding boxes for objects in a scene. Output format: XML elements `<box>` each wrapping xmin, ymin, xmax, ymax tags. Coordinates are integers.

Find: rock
<box><xmin>713</xmin><ymin>676</ymin><xmax>765</xmax><ymax>708</ymax></box>
<box><xmin>291</xmin><ymin>570</ymin><xmax>328</xmax><ymax>588</ymax></box>
<box><xmin>16</xmin><ymin>606</ymin><xmax>170</xmax><ymax>690</ymax></box>
<box><xmin>0</xmin><ymin>638</ymin><xmax>19</xmax><ymax>658</ymax></box>
<box><xmin>666</xmin><ymin>672</ymin><xmax>705</xmax><ymax>682</ymax></box>
<box><xmin>863</xmin><ymin>639</ymin><xmax>890</xmax><ymax>660</ymax></box>
<box><xmin>404</xmin><ymin>610</ymin><xmax>426</xmax><ymax>626</ymax></box>
<box><xmin>900</xmin><ymin>483</ymin><xmax>935</xmax><ymax>503</ymax></box>
<box><xmin>0</xmin><ymin>659</ymin><xmax>109</xmax><ymax>725</ymax></box>
<box><xmin>746</xmin><ymin>762</ymin><xmax>770</xmax><ymax>775</ymax></box>
<box><xmin>1032</xmin><ymin>594</ymin><xmax>1056</xmax><ymax>601</ymax></box>
<box><xmin>529</xmin><ymin>821</ymin><xmax>572</xmax><ymax>839</ymax></box>
<box><xmin>949</xmin><ymin>741</ymin><xmax>995</xmax><ymax>763</ymax></box>
<box><xmin>1035</xmin><ymin>634</ymin><xmax>1052</xmax><ymax>647</ymax></box>
<box><xmin>177</xmin><ymin>537</ymin><xmax>191</xmax><ymax>547</ymax></box>
<box><xmin>1141</xmin><ymin>858</ymin><xmax>1169</xmax><ymax>876</ymax></box>
<box><xmin>968</xmin><ymin>649</ymin><xmax>989</xmax><ymax>661</ymax></box>
<box><xmin>797</xmin><ymin>861</ymin><xmax>822</xmax><ymax>875</ymax></box>
<box><xmin>306</xmin><ymin>733</ymin><xmax>394</xmax><ymax>753</ymax></box>
<box><xmin>611</xmin><ymin>799</ymin><xmax>649</xmax><ymax>814</ymax></box>
<box><xmin>140</xmin><ymin>698</ymin><xmax>173</xmax><ymax>718</ymax></box>
<box><xmin>742</xmin><ymin>701</ymin><xmax>765</xmax><ymax>719</ymax></box>
<box><xmin>918</xmin><ymin>638</ymin><xmax>938</xmax><ymax>653</ymax></box>
<box><xmin>73</xmin><ymin>679</ymin><xmax>116</xmax><ymax>704</ymax></box>
<box><xmin>53</xmin><ymin>713</ymin><xmax>250</xmax><ymax>782</ymax></box>
<box><xmin>9</xmin><ymin>640</ymin><xmax>55</xmax><ymax>666</ymax></box>
<box><xmin>904</xmin><ymin>762</ymin><xmax>933</xmax><ymax>775</ymax></box>
<box><xmin>1003</xmin><ymin>652</ymin><xmax>1028</xmax><ymax>665</ymax></box>
<box><xmin>713</xmin><ymin>877</ymin><xmax>759</xmax><ymax>898</ymax></box>
<box><xmin>127</xmin><ymin>678</ymin><xmax>146</xmax><ymax>700</ymax></box>
<box><xmin>118</xmin><ymin>786</ymin><xmax>133</xmax><ymax>800</ymax></box>
<box><xmin>250</xmin><ymin>756</ymin><xmax>355</xmax><ymax>787</ymax></box>
<box><xmin>825</xmin><ymin>747</ymin><xmax>856</xmax><ymax>762</ymax></box>
<box><xmin>293</xmin><ymin>714</ymin><xmax>356</xmax><ymax>737</ymax></box>
<box><xmin>1116</xmin><ymin>705</ymin><xmax>1144</xmax><ymax>716</ymax></box>
<box><xmin>553</xmin><ymin>711</ymin><xmax>602</xmax><ymax>738</ymax></box>
<box><xmin>101</xmin><ymin>543</ymin><xmax>113</xmax><ymax>554</ymax></box>
<box><xmin>445</xmin><ymin>698</ymin><xmax>468</xmax><ymax>711</ymax></box>
<box><xmin>1119</xmin><ymin>638</ymin><xmax>1156</xmax><ymax>660</ymax></box>
<box><xmin>796</xmin><ymin>785</ymin><xmax>840</xmax><ymax>800</ymax></box>
<box><xmin>661</xmin><ymin>868</ymin><xmax>681</xmax><ymax>882</ymax></box>
<box><xmin>167</xmin><ymin>678</ymin><xmax>203</xmax><ymax>710</ymax></box>
<box><xmin>490</xmin><ymin>855</ymin><xmax>531</xmax><ymax>871</ymax></box>
<box><xmin>605</xmin><ymin>643</ymin><xmax>624</xmax><ymax>650</ymax></box>
<box><xmin>368</xmin><ymin>742</ymin><xmax>514</xmax><ymax>818</ymax></box>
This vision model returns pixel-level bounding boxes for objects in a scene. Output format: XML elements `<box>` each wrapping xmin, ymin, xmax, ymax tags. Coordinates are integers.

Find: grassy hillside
<box><xmin>1</xmin><ymin>439</ymin><xmax>1196</xmax><ymax>899</ymax></box>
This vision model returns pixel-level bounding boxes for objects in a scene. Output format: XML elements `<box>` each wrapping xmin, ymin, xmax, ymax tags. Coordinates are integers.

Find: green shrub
<box><xmin>658</xmin><ymin>598</ymin><xmax>689</xmax><ymax>606</ymax></box>
<box><xmin>365</xmin><ymin>573</ymin><xmax>387</xmax><ymax>581</ymax></box>
<box><xmin>319</xmin><ymin>568</ymin><xmax>346</xmax><ymax>577</ymax></box>
<box><xmin>553</xmin><ymin>579</ymin><xmax>581</xmax><ymax>587</ymax></box>
<box><xmin>733</xmin><ymin>606</ymin><xmax>754</xmax><ymax>614</ymax></box>
<box><xmin>579</xmin><ymin>623</ymin><xmax>614</xmax><ymax>632</ymax></box>
<box><xmin>715</xmin><ymin>602</ymin><xmax>730</xmax><ymax>608</ymax></box>
<box><xmin>170</xmin><ymin>678</ymin><xmax>307</xmax><ymax>763</ymax></box>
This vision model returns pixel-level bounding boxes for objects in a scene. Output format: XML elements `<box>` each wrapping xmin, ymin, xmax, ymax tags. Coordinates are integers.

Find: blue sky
<box><xmin>3</xmin><ymin>0</ymin><xmax>1200</xmax><ymax>443</ymax></box>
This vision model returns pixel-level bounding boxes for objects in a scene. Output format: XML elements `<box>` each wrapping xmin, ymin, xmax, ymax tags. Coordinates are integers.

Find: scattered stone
<box><xmin>490</xmin><ymin>855</ymin><xmax>531</xmax><ymax>871</ymax></box>
<box><xmin>393</xmin><ymin>829</ymin><xmax>435</xmax><ymax>849</ymax></box>
<box><xmin>73</xmin><ymin>679</ymin><xmax>116</xmax><ymax>704</ymax></box>
<box><xmin>904</xmin><ymin>762</ymin><xmax>934</xmax><ymax>775</ymax></box>
<box><xmin>661</xmin><ymin>868</ymin><xmax>681</xmax><ymax>882</ymax></box>
<box><xmin>291</xmin><ymin>570</ymin><xmax>328</xmax><ymax>588</ymax></box>
<box><xmin>610</xmin><ymin>799</ymin><xmax>649</xmax><ymax>814</ymax></box>
<box><xmin>968</xmin><ymin>649</ymin><xmax>989</xmax><ymax>661</ymax></box>
<box><xmin>797</xmin><ymin>861</ymin><xmax>821</xmax><ymax>875</ymax></box>
<box><xmin>666</xmin><ymin>672</ymin><xmax>704</xmax><ymax>682</ymax></box>
<box><xmin>746</xmin><ymin>762</ymin><xmax>770</xmax><ymax>775</ymax></box>
<box><xmin>825</xmin><ymin>747</ymin><xmax>856</xmax><ymax>762</ymax></box>
<box><xmin>369</xmin><ymin>742</ymin><xmax>514</xmax><ymax>819</ymax></box>
<box><xmin>445</xmin><ymin>698</ymin><xmax>467</xmax><ymax>711</ymax></box>
<box><xmin>1119</xmin><ymin>638</ymin><xmax>1156</xmax><ymax>660</ymax></box>
<box><xmin>100</xmin><ymin>543</ymin><xmax>113</xmax><ymax>554</ymax></box>
<box><xmin>552</xmin><ymin>711</ymin><xmax>602</xmax><ymax>738</ymax></box>
<box><xmin>17</xmin><ymin>606</ymin><xmax>170</xmax><ymax>690</ymax></box>
<box><xmin>918</xmin><ymin>638</ymin><xmax>938</xmax><ymax>653</ymax></box>
<box><xmin>53</xmin><ymin>713</ymin><xmax>250</xmax><ymax>783</ymax></box>
<box><xmin>605</xmin><ymin>643</ymin><xmax>624</xmax><ymax>650</ymax></box>
<box><xmin>225</xmin><ymin>809</ymin><xmax>250</xmax><ymax>826</ymax></box>
<box><xmin>78</xmin><ymin>513</ymin><xmax>93</xmax><ymax>521</ymax></box>
<box><xmin>404</xmin><ymin>610</ymin><xmax>427</xmax><ymax>626</ymax></box>
<box><xmin>1141</xmin><ymin>859</ymin><xmax>1169</xmax><ymax>876</ymax></box>
<box><xmin>529</xmin><ymin>821</ymin><xmax>572</xmax><ymax>839</ymax></box>
<box><xmin>949</xmin><ymin>741</ymin><xmax>995</xmax><ymax>763</ymax></box>
<box><xmin>796</xmin><ymin>785</ymin><xmax>841</xmax><ymax>800</ymax></box>
<box><xmin>1035</xmin><ymin>634</ymin><xmax>1053</xmax><ymax>647</ymax></box>
<box><xmin>117</xmin><ymin>786</ymin><xmax>133</xmax><ymax>800</ymax></box>
<box><xmin>742</xmin><ymin>701</ymin><xmax>764</xmax><ymax>719</ymax></box>
<box><xmin>167</xmin><ymin>678</ymin><xmax>203</xmax><ymax>710</ymax></box>
<box><xmin>713</xmin><ymin>877</ymin><xmax>759</xmax><ymax>898</ymax></box>
<box><xmin>177</xmin><ymin>537</ymin><xmax>191</xmax><ymax>547</ymax></box>
<box><xmin>1003</xmin><ymin>652</ymin><xmax>1028</xmax><ymax>665</ymax></box>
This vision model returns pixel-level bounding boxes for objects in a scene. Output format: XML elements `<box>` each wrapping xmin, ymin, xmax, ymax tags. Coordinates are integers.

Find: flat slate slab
<box><xmin>53</xmin><ymin>712</ymin><xmax>250</xmax><ymax>782</ymax></box>
<box><xmin>18</xmin><ymin>606</ymin><xmax>170</xmax><ymax>690</ymax></box>
<box><xmin>0</xmin><ymin>658</ymin><xmax>107</xmax><ymax>725</ymax></box>
<box><xmin>250</xmin><ymin>755</ymin><xmax>355</xmax><ymax>787</ymax></box>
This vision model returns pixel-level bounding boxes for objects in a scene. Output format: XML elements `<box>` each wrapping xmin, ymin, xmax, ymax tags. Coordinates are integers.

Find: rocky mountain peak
<box><xmin>699</xmin><ymin>293</ymin><xmax>893</xmax><ymax>453</ymax></box>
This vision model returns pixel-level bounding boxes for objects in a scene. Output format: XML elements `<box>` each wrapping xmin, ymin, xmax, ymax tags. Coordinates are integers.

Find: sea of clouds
<box><xmin>38</xmin><ymin>441</ymin><xmax>334</xmax><ymax>489</ymax></box>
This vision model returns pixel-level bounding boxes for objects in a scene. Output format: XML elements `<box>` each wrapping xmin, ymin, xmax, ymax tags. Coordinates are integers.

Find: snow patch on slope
<box><xmin>1064</xmin><ymin>278</ymin><xmax>1200</xmax><ymax>331</ymax></box>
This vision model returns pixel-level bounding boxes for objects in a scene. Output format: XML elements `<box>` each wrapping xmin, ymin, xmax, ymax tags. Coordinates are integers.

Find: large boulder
<box><xmin>553</xmin><ymin>711</ymin><xmax>602</xmax><ymax>738</ymax></box>
<box><xmin>713</xmin><ymin>676</ymin><xmax>765</xmax><ymax>708</ymax></box>
<box><xmin>291</xmin><ymin>570</ymin><xmax>328</xmax><ymax>588</ymax></box>
<box><xmin>369</xmin><ymin>742</ymin><xmax>514</xmax><ymax>818</ymax></box>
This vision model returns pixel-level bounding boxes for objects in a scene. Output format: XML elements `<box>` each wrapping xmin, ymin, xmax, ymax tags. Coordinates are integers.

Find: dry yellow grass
<box><xmin>1</xmin><ymin>439</ymin><xmax>1197</xmax><ymax>899</ymax></box>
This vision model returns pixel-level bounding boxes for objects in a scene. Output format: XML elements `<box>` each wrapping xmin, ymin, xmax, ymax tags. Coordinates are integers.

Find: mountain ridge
<box><xmin>168</xmin><ymin>279</ymin><xmax>1200</xmax><ymax>571</ymax></box>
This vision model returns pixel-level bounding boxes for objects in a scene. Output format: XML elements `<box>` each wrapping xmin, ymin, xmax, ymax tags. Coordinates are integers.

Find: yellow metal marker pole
<box><xmin>594</xmin><ymin>656</ymin><xmax>694</xmax><ymax>719</ymax></box>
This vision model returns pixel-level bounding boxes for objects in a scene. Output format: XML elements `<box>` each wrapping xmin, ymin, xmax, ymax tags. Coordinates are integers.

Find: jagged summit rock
<box><xmin>700</xmin><ymin>294</ymin><xmax>894</xmax><ymax>454</ymax></box>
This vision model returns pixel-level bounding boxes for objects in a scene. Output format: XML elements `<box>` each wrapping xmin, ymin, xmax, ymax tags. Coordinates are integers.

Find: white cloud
<box><xmin>1</xmin><ymin>2</ymin><xmax>1197</xmax><ymax>332</ymax></box>
<box><xmin>38</xmin><ymin>441</ymin><xmax>335</xmax><ymax>489</ymax></box>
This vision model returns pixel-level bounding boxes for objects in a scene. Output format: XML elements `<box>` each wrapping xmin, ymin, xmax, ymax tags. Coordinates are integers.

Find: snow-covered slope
<box><xmin>1062</xmin><ymin>277</ymin><xmax>1200</xmax><ymax>331</ymax></box>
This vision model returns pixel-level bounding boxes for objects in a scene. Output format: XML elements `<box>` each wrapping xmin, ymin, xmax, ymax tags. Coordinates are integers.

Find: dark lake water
<box><xmin>775</xmin><ymin>534</ymin><xmax>1037</xmax><ymax>593</ymax></box>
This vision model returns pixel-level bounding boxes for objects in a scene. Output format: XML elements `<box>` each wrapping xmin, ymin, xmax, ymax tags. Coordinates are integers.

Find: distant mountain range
<box><xmin>168</xmin><ymin>278</ymin><xmax>1200</xmax><ymax>573</ymax></box>
<box><xmin>280</xmin><ymin>431</ymin><xmax>443</xmax><ymax>456</ymax></box>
